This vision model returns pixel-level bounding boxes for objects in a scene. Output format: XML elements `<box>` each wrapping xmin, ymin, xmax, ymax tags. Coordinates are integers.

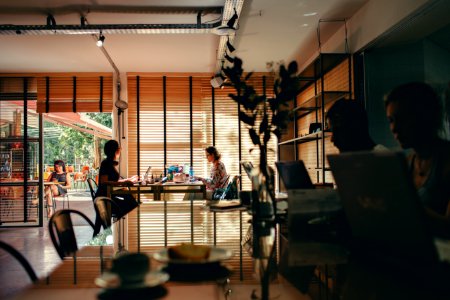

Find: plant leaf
<box><xmin>249</xmin><ymin>128</ymin><xmax>260</xmax><ymax>146</ymax></box>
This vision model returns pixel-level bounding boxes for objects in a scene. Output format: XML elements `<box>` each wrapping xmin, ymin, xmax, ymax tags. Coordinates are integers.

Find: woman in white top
<box><xmin>197</xmin><ymin>146</ymin><xmax>228</xmax><ymax>198</ymax></box>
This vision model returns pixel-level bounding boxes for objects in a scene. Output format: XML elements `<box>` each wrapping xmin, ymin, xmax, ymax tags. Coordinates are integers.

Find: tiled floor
<box><xmin>0</xmin><ymin>191</ymin><xmax>95</xmax><ymax>300</ymax></box>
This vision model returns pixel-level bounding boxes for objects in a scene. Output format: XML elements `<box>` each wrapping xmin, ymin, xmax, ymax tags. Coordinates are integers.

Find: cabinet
<box><xmin>0</xmin><ymin>138</ymin><xmax>40</xmax><ymax>225</ymax></box>
<box><xmin>278</xmin><ymin>53</ymin><xmax>352</xmax><ymax>188</ymax></box>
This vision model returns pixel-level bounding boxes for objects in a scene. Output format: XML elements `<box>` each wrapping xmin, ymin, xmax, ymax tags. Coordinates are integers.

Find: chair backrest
<box><xmin>94</xmin><ymin>196</ymin><xmax>123</xmax><ymax>229</ymax></box>
<box><xmin>86</xmin><ymin>178</ymin><xmax>98</xmax><ymax>202</ymax></box>
<box><xmin>48</xmin><ymin>209</ymin><xmax>95</xmax><ymax>259</ymax></box>
<box><xmin>0</xmin><ymin>240</ymin><xmax>38</xmax><ymax>283</ymax></box>
<box><xmin>221</xmin><ymin>175</ymin><xmax>240</xmax><ymax>200</ymax></box>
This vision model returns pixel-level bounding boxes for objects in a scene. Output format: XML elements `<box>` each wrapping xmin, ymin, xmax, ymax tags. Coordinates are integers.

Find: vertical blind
<box><xmin>127</xmin><ymin>74</ymin><xmax>277</xmax><ymax>194</ymax></box>
<box><xmin>36</xmin><ymin>73</ymin><xmax>114</xmax><ymax>113</ymax></box>
<box><xmin>126</xmin><ymin>73</ymin><xmax>276</xmax><ymax>281</ymax></box>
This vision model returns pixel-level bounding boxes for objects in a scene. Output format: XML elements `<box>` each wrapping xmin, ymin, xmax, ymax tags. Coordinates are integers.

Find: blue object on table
<box><xmin>189</xmin><ymin>167</ymin><xmax>194</xmax><ymax>182</ymax></box>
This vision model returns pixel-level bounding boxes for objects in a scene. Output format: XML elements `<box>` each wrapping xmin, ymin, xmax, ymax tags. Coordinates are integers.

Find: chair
<box><xmin>52</xmin><ymin>174</ymin><xmax>71</xmax><ymax>209</ymax></box>
<box><xmin>0</xmin><ymin>240</ymin><xmax>38</xmax><ymax>283</ymax></box>
<box><xmin>94</xmin><ymin>197</ymin><xmax>126</xmax><ymax>251</ymax></box>
<box><xmin>48</xmin><ymin>209</ymin><xmax>95</xmax><ymax>259</ymax></box>
<box><xmin>87</xmin><ymin>178</ymin><xmax>102</xmax><ymax>237</ymax></box>
<box><xmin>73</xmin><ymin>171</ymin><xmax>88</xmax><ymax>191</ymax></box>
<box><xmin>94</xmin><ymin>196</ymin><xmax>124</xmax><ymax>229</ymax></box>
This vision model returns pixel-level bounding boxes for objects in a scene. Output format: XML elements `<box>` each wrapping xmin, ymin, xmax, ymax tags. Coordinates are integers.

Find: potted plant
<box><xmin>223</xmin><ymin>57</ymin><xmax>302</xmax><ymax>299</ymax></box>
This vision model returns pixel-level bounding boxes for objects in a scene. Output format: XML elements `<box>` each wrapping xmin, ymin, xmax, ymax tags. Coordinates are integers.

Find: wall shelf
<box><xmin>293</xmin><ymin>91</ymin><xmax>350</xmax><ymax>119</ymax></box>
<box><xmin>278</xmin><ymin>131</ymin><xmax>331</xmax><ymax>145</ymax></box>
<box><xmin>278</xmin><ymin>52</ymin><xmax>352</xmax><ymax>188</ymax></box>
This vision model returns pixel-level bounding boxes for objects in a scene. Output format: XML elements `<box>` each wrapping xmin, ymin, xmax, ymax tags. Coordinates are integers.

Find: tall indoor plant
<box><xmin>223</xmin><ymin>58</ymin><xmax>301</xmax><ymax>299</ymax></box>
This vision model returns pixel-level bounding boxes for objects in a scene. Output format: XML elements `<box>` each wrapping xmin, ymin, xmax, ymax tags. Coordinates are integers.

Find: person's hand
<box><xmin>129</xmin><ymin>175</ymin><xmax>139</xmax><ymax>183</ymax></box>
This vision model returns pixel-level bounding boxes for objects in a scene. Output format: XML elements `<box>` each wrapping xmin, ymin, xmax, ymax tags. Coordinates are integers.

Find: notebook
<box><xmin>327</xmin><ymin>151</ymin><xmax>439</xmax><ymax>264</ymax></box>
<box><xmin>275</xmin><ymin>160</ymin><xmax>315</xmax><ymax>190</ymax></box>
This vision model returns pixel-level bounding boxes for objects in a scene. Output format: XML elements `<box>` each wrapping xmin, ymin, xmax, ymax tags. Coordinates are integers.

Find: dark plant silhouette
<box><xmin>223</xmin><ymin>57</ymin><xmax>302</xmax><ymax>202</ymax></box>
<box><xmin>223</xmin><ymin>57</ymin><xmax>302</xmax><ymax>300</ymax></box>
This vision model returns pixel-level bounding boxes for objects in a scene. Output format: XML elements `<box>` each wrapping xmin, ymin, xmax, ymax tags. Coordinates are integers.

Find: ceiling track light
<box><xmin>210</xmin><ymin>73</ymin><xmax>225</xmax><ymax>88</ymax></box>
<box><xmin>96</xmin><ymin>31</ymin><xmax>105</xmax><ymax>47</ymax></box>
<box><xmin>46</xmin><ymin>14</ymin><xmax>56</xmax><ymax>27</ymax></box>
<box><xmin>226</xmin><ymin>37</ymin><xmax>235</xmax><ymax>53</ymax></box>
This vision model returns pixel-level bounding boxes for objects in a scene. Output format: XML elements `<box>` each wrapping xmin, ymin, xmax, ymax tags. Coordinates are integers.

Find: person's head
<box><xmin>104</xmin><ymin>140</ymin><xmax>120</xmax><ymax>160</ymax></box>
<box><xmin>205</xmin><ymin>146</ymin><xmax>221</xmax><ymax>163</ymax></box>
<box><xmin>326</xmin><ymin>99</ymin><xmax>371</xmax><ymax>152</ymax></box>
<box><xmin>385</xmin><ymin>82</ymin><xmax>442</xmax><ymax>149</ymax></box>
<box><xmin>53</xmin><ymin>160</ymin><xmax>66</xmax><ymax>173</ymax></box>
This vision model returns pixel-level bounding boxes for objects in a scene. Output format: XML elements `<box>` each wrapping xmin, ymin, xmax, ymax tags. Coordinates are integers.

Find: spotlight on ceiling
<box><xmin>210</xmin><ymin>73</ymin><xmax>225</xmax><ymax>88</ymax></box>
<box><xmin>46</xmin><ymin>14</ymin><xmax>56</xmax><ymax>27</ymax></box>
<box><xmin>226</xmin><ymin>38</ymin><xmax>235</xmax><ymax>53</ymax></box>
<box><xmin>96</xmin><ymin>31</ymin><xmax>105</xmax><ymax>47</ymax></box>
<box><xmin>213</xmin><ymin>8</ymin><xmax>238</xmax><ymax>36</ymax></box>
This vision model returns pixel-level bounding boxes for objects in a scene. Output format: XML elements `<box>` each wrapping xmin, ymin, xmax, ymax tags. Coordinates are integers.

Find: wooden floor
<box><xmin>0</xmin><ymin>190</ymin><xmax>95</xmax><ymax>300</ymax></box>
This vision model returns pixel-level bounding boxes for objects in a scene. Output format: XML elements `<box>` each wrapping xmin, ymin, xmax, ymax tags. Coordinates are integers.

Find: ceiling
<box><xmin>0</xmin><ymin>0</ymin><xmax>371</xmax><ymax>74</ymax></box>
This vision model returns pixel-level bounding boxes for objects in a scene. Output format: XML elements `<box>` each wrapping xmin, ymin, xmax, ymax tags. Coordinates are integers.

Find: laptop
<box><xmin>327</xmin><ymin>151</ymin><xmax>439</xmax><ymax>264</ymax></box>
<box><xmin>275</xmin><ymin>160</ymin><xmax>315</xmax><ymax>190</ymax></box>
<box><xmin>137</xmin><ymin>166</ymin><xmax>152</xmax><ymax>183</ymax></box>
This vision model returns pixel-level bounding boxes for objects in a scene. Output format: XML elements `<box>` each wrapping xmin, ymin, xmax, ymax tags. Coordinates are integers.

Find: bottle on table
<box><xmin>189</xmin><ymin>166</ymin><xmax>194</xmax><ymax>182</ymax></box>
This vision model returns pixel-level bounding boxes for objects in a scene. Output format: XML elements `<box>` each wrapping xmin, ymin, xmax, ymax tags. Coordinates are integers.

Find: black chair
<box><xmin>94</xmin><ymin>196</ymin><xmax>124</xmax><ymax>229</ymax></box>
<box><xmin>0</xmin><ymin>240</ymin><xmax>38</xmax><ymax>283</ymax></box>
<box><xmin>87</xmin><ymin>178</ymin><xmax>102</xmax><ymax>237</ymax></box>
<box><xmin>48</xmin><ymin>209</ymin><xmax>95</xmax><ymax>260</ymax></box>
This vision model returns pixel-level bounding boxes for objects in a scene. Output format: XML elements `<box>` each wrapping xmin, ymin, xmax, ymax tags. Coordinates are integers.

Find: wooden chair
<box><xmin>48</xmin><ymin>209</ymin><xmax>95</xmax><ymax>259</ymax></box>
<box><xmin>0</xmin><ymin>240</ymin><xmax>38</xmax><ymax>283</ymax></box>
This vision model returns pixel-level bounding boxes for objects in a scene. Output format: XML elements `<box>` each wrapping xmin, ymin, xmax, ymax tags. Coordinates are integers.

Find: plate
<box><xmin>153</xmin><ymin>247</ymin><xmax>233</xmax><ymax>264</ymax></box>
<box><xmin>95</xmin><ymin>271</ymin><xmax>169</xmax><ymax>289</ymax></box>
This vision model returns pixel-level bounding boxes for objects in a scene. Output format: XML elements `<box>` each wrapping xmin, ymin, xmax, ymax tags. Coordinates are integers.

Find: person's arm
<box><xmin>47</xmin><ymin>172</ymin><xmax>53</xmax><ymax>182</ymax></box>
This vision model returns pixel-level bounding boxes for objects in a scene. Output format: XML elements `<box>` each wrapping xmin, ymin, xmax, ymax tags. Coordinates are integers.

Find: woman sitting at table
<box><xmin>196</xmin><ymin>146</ymin><xmax>228</xmax><ymax>199</ymax></box>
<box><xmin>44</xmin><ymin>160</ymin><xmax>71</xmax><ymax>218</ymax></box>
<box><xmin>95</xmin><ymin>140</ymin><xmax>139</xmax><ymax>219</ymax></box>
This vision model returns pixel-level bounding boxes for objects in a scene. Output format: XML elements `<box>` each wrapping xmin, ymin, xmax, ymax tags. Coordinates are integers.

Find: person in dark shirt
<box><xmin>44</xmin><ymin>160</ymin><xmax>71</xmax><ymax>218</ymax></box>
<box><xmin>95</xmin><ymin>140</ymin><xmax>139</xmax><ymax>223</ymax></box>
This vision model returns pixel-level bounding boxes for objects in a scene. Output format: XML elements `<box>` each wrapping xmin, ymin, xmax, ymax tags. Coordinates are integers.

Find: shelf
<box><xmin>299</xmin><ymin>53</ymin><xmax>350</xmax><ymax>90</ymax></box>
<box><xmin>0</xmin><ymin>137</ymin><xmax>40</xmax><ymax>143</ymax></box>
<box><xmin>278</xmin><ymin>131</ymin><xmax>331</xmax><ymax>145</ymax></box>
<box><xmin>293</xmin><ymin>91</ymin><xmax>350</xmax><ymax>119</ymax></box>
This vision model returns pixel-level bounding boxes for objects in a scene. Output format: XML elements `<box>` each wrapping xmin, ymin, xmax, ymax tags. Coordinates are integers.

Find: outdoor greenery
<box><xmin>44</xmin><ymin>113</ymin><xmax>112</xmax><ymax>169</ymax></box>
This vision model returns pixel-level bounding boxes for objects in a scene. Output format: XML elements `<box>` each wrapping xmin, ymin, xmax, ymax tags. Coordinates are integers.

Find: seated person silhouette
<box><xmin>95</xmin><ymin>140</ymin><xmax>139</xmax><ymax>221</ymax></box>
<box><xmin>385</xmin><ymin>82</ymin><xmax>450</xmax><ymax>238</ymax></box>
<box><xmin>326</xmin><ymin>99</ymin><xmax>387</xmax><ymax>152</ymax></box>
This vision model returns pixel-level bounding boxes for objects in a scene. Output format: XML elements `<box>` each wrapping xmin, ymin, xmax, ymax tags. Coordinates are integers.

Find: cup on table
<box><xmin>110</xmin><ymin>253</ymin><xmax>150</xmax><ymax>286</ymax></box>
<box><xmin>52</xmin><ymin>178</ymin><xmax>58</xmax><ymax>183</ymax></box>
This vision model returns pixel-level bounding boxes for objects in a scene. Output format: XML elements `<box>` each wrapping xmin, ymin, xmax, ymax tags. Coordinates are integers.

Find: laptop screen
<box><xmin>275</xmin><ymin>160</ymin><xmax>314</xmax><ymax>190</ymax></box>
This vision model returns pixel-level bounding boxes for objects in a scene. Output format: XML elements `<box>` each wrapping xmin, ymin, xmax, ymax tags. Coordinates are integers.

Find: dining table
<box><xmin>8</xmin><ymin>223</ymin><xmax>309</xmax><ymax>300</ymax></box>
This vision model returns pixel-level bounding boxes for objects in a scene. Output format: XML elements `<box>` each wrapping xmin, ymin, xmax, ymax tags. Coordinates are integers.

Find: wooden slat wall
<box><xmin>126</xmin><ymin>73</ymin><xmax>277</xmax><ymax>282</ymax></box>
<box><xmin>127</xmin><ymin>202</ymin><xmax>255</xmax><ymax>282</ymax></box>
<box><xmin>36</xmin><ymin>74</ymin><xmax>113</xmax><ymax>113</ymax></box>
